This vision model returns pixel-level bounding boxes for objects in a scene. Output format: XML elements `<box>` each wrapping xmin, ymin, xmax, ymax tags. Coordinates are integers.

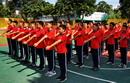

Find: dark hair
<box><xmin>13</xmin><ymin>20</ymin><xmax>18</xmax><ymax>24</ymax></box>
<box><xmin>123</xmin><ymin>23</ymin><xmax>128</xmax><ymax>29</ymax></box>
<box><xmin>31</xmin><ymin>21</ymin><xmax>36</xmax><ymax>24</ymax></box>
<box><xmin>38</xmin><ymin>21</ymin><xmax>43</xmax><ymax>26</ymax></box>
<box><xmin>19</xmin><ymin>21</ymin><xmax>24</xmax><ymax>23</ymax></box>
<box><xmin>59</xmin><ymin>24</ymin><xmax>66</xmax><ymax>30</ymax></box>
<box><xmin>93</xmin><ymin>23</ymin><xmax>99</xmax><ymax>30</ymax></box>
<box><xmin>9</xmin><ymin>19</ymin><xmax>12</xmax><ymax>23</ymax></box>
<box><xmin>110</xmin><ymin>22</ymin><xmax>115</xmax><ymax>27</ymax></box>
<box><xmin>24</xmin><ymin>21</ymin><xmax>29</xmax><ymax>24</ymax></box>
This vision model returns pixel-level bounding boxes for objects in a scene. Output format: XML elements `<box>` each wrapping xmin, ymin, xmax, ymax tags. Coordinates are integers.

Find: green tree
<box><xmin>54</xmin><ymin>0</ymin><xmax>96</xmax><ymax>20</ymax></box>
<box><xmin>96</xmin><ymin>1</ymin><xmax>112</xmax><ymax>14</ymax></box>
<box><xmin>109</xmin><ymin>9</ymin><xmax>121</xmax><ymax>19</ymax></box>
<box><xmin>119</xmin><ymin>0</ymin><xmax>130</xmax><ymax>18</ymax></box>
<box><xmin>0</xmin><ymin>4</ymin><xmax>11</xmax><ymax>17</ymax></box>
<box><xmin>20</xmin><ymin>0</ymin><xmax>54</xmax><ymax>20</ymax></box>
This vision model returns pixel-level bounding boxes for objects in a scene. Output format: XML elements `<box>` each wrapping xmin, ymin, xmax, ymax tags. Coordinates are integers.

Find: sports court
<box><xmin>0</xmin><ymin>45</ymin><xmax>130</xmax><ymax>83</ymax></box>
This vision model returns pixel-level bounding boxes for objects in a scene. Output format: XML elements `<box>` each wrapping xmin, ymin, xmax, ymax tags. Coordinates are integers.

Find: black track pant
<box><xmin>18</xmin><ymin>42</ymin><xmax>24</xmax><ymax>58</ymax></box>
<box><xmin>7</xmin><ymin>38</ymin><xmax>12</xmax><ymax>55</ymax></box>
<box><xmin>108</xmin><ymin>44</ymin><xmax>115</xmax><ymax>63</ymax></box>
<box><xmin>57</xmin><ymin>53</ymin><xmax>67</xmax><ymax>78</ymax></box>
<box><xmin>12</xmin><ymin>39</ymin><xmax>19</xmax><ymax>58</ymax></box>
<box><xmin>91</xmin><ymin>48</ymin><xmax>100</xmax><ymax>68</ymax></box>
<box><xmin>120</xmin><ymin>47</ymin><xmax>127</xmax><ymax>65</ymax></box>
<box><xmin>46</xmin><ymin>50</ymin><xmax>55</xmax><ymax>71</ymax></box>
<box><xmin>83</xmin><ymin>43</ymin><xmax>89</xmax><ymax>56</ymax></box>
<box><xmin>30</xmin><ymin>46</ymin><xmax>36</xmax><ymax>64</ymax></box>
<box><xmin>36</xmin><ymin>48</ymin><xmax>44</xmax><ymax>68</ymax></box>
<box><xmin>76</xmin><ymin>46</ymin><xmax>83</xmax><ymax>65</ymax></box>
<box><xmin>23</xmin><ymin>44</ymin><xmax>30</xmax><ymax>61</ymax></box>
<box><xmin>67</xmin><ymin>44</ymin><xmax>72</xmax><ymax>62</ymax></box>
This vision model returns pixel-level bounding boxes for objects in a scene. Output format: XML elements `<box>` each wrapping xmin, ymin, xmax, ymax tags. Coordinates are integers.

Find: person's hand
<box><xmin>34</xmin><ymin>43</ymin><xmax>38</xmax><ymax>47</ymax></box>
<box><xmin>12</xmin><ymin>37</ymin><xmax>15</xmax><ymax>40</ymax></box>
<box><xmin>18</xmin><ymin>38</ymin><xmax>22</xmax><ymax>41</ymax></box>
<box><xmin>46</xmin><ymin>46</ymin><xmax>51</xmax><ymax>50</ymax></box>
<box><xmin>23</xmin><ymin>41</ymin><xmax>27</xmax><ymax>44</ymax></box>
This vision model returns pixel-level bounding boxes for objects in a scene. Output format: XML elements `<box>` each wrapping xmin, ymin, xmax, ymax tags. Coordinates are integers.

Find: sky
<box><xmin>46</xmin><ymin>0</ymin><xmax>120</xmax><ymax>9</ymax></box>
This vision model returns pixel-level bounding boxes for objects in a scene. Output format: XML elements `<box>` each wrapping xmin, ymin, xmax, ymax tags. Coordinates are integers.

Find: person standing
<box><xmin>46</xmin><ymin>25</ymin><xmax>67</xmax><ymax>82</ymax></box>
<box><xmin>84</xmin><ymin>24</ymin><xmax>101</xmax><ymax>71</ymax></box>
<box><xmin>118</xmin><ymin>23</ymin><xmax>129</xmax><ymax>68</ymax></box>
<box><xmin>104</xmin><ymin>22</ymin><xmax>115</xmax><ymax>65</ymax></box>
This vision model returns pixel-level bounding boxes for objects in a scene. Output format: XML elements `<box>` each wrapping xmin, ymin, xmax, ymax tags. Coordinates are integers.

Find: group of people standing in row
<box><xmin>0</xmin><ymin>20</ymin><xmax>130</xmax><ymax>82</ymax></box>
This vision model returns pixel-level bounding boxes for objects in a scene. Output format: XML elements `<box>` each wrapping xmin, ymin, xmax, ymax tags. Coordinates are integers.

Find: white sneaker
<box><xmin>123</xmin><ymin>64</ymin><xmax>127</xmax><ymax>68</ymax></box>
<box><xmin>47</xmin><ymin>71</ymin><xmax>56</xmax><ymax>77</ymax></box>
<box><xmin>45</xmin><ymin>71</ymin><xmax>51</xmax><ymax>76</ymax></box>
<box><xmin>86</xmin><ymin>56</ymin><xmax>89</xmax><ymax>59</ymax></box>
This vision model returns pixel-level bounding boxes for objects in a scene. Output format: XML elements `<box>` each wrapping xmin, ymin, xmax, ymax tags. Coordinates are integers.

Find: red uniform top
<box><xmin>55</xmin><ymin>35</ymin><xmax>67</xmax><ymax>54</ymax></box>
<box><xmin>105</xmin><ymin>29</ymin><xmax>115</xmax><ymax>45</ymax></box>
<box><xmin>28</xmin><ymin>29</ymin><xmax>40</xmax><ymax>46</ymax></box>
<box><xmin>114</xmin><ymin>26</ymin><xmax>121</xmax><ymax>39</ymax></box>
<box><xmin>6</xmin><ymin>25</ymin><xmax>14</xmax><ymax>38</ymax></box>
<box><xmin>65</xmin><ymin>28</ymin><xmax>72</xmax><ymax>44</ymax></box>
<box><xmin>75</xmin><ymin>29</ymin><xmax>85</xmax><ymax>46</ymax></box>
<box><xmin>15</xmin><ymin>28</ymin><xmax>25</xmax><ymax>40</ymax></box>
<box><xmin>21</xmin><ymin>28</ymin><xmax>31</xmax><ymax>43</ymax></box>
<box><xmin>98</xmin><ymin>28</ymin><xmax>104</xmax><ymax>43</ymax></box>
<box><xmin>120</xmin><ymin>31</ymin><xmax>129</xmax><ymax>48</ymax></box>
<box><xmin>90</xmin><ymin>30</ymin><xmax>101</xmax><ymax>49</ymax></box>
<box><xmin>10</xmin><ymin>26</ymin><xmax>20</xmax><ymax>38</ymax></box>
<box><xmin>34</xmin><ymin>28</ymin><xmax>46</xmax><ymax>48</ymax></box>
<box><xmin>83</xmin><ymin>27</ymin><xmax>93</xmax><ymax>41</ymax></box>
<box><xmin>11</xmin><ymin>27</ymin><xmax>22</xmax><ymax>39</ymax></box>
<box><xmin>44</xmin><ymin>29</ymin><xmax>56</xmax><ymax>50</ymax></box>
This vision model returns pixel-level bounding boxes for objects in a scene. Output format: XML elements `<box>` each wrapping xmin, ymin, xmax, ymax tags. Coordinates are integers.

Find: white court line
<box><xmin>101</xmin><ymin>56</ymin><xmax>130</xmax><ymax>62</ymax></box>
<box><xmin>56</xmin><ymin>65</ymin><xmax>116</xmax><ymax>83</ymax></box>
<box><xmin>84</xmin><ymin>65</ymin><xmax>130</xmax><ymax>71</ymax></box>
<box><xmin>71</xmin><ymin>61</ymin><xmax>130</xmax><ymax>71</ymax></box>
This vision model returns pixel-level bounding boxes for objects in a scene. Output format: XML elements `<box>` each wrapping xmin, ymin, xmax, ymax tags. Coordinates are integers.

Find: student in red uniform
<box><xmin>83</xmin><ymin>23</ymin><xmax>93</xmax><ymax>59</ymax></box>
<box><xmin>24</xmin><ymin>22</ymin><xmax>39</xmax><ymax>66</ymax></box>
<box><xmin>114</xmin><ymin>23</ymin><xmax>121</xmax><ymax>51</ymax></box>
<box><xmin>10</xmin><ymin>21</ymin><xmax>19</xmax><ymax>59</ymax></box>
<box><xmin>46</xmin><ymin>25</ymin><xmax>67</xmax><ymax>82</ymax></box>
<box><xmin>18</xmin><ymin>22</ymin><xmax>31</xmax><ymax>63</ymax></box>
<box><xmin>118</xmin><ymin>23</ymin><xmax>129</xmax><ymax>68</ymax></box>
<box><xmin>98</xmin><ymin>23</ymin><xmax>105</xmax><ymax>56</ymax></box>
<box><xmin>12</xmin><ymin>21</ymin><xmax>24</xmax><ymax>60</ymax></box>
<box><xmin>85</xmin><ymin>24</ymin><xmax>101</xmax><ymax>71</ymax></box>
<box><xmin>44</xmin><ymin>23</ymin><xmax>57</xmax><ymax>77</ymax></box>
<box><xmin>65</xmin><ymin>22</ymin><xmax>72</xmax><ymax>63</ymax></box>
<box><xmin>3</xmin><ymin>20</ymin><xmax>14</xmax><ymax>56</ymax></box>
<box><xmin>73</xmin><ymin>23</ymin><xmax>85</xmax><ymax>67</ymax></box>
<box><xmin>35</xmin><ymin>22</ymin><xmax>56</xmax><ymax>75</ymax></box>
<box><xmin>33</xmin><ymin>21</ymin><xmax>46</xmax><ymax>70</ymax></box>
<box><xmin>103</xmin><ymin>24</ymin><xmax>109</xmax><ymax>51</ymax></box>
<box><xmin>83</xmin><ymin>23</ymin><xmax>89</xmax><ymax>59</ymax></box>
<box><xmin>104</xmin><ymin>22</ymin><xmax>115</xmax><ymax>65</ymax></box>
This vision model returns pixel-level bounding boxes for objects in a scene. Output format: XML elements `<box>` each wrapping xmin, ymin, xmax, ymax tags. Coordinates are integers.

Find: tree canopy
<box><xmin>0</xmin><ymin>0</ymin><xmax>124</xmax><ymax>19</ymax></box>
<box><xmin>119</xmin><ymin>0</ymin><xmax>130</xmax><ymax>18</ymax></box>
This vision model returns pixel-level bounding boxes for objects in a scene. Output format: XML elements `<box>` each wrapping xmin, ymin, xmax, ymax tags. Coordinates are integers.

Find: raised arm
<box><xmin>33</xmin><ymin>35</ymin><xmax>48</xmax><ymax>47</ymax></box>
<box><xmin>46</xmin><ymin>39</ymin><xmax>62</xmax><ymax>50</ymax></box>
<box><xmin>84</xmin><ymin>36</ymin><xmax>96</xmax><ymax>44</ymax></box>
<box><xmin>18</xmin><ymin>33</ymin><xmax>31</xmax><ymax>41</ymax></box>
<box><xmin>23</xmin><ymin>35</ymin><xmax>36</xmax><ymax>44</ymax></box>
<box><xmin>12</xmin><ymin>32</ymin><xmax>24</xmax><ymax>39</ymax></box>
